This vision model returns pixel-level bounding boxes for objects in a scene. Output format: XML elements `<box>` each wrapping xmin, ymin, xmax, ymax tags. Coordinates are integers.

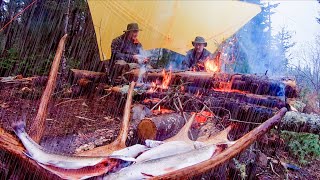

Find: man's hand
<box><xmin>133</xmin><ymin>55</ymin><xmax>139</xmax><ymax>62</ymax></box>
<box><xmin>133</xmin><ymin>55</ymin><xmax>149</xmax><ymax>64</ymax></box>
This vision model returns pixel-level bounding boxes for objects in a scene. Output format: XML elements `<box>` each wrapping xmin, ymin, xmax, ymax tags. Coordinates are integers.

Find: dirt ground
<box><xmin>0</xmin><ymin>82</ymin><xmax>319</xmax><ymax>179</ymax></box>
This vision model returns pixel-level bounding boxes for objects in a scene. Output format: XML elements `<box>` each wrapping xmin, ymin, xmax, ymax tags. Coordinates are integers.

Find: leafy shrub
<box><xmin>281</xmin><ymin>130</ymin><xmax>320</xmax><ymax>164</ymax></box>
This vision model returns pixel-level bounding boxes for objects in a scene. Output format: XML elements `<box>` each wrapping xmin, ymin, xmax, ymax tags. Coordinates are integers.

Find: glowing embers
<box><xmin>193</xmin><ymin>111</ymin><xmax>214</xmax><ymax>123</ymax></box>
<box><xmin>213</xmin><ymin>81</ymin><xmax>247</xmax><ymax>94</ymax></box>
<box><xmin>152</xmin><ymin>106</ymin><xmax>174</xmax><ymax>115</ymax></box>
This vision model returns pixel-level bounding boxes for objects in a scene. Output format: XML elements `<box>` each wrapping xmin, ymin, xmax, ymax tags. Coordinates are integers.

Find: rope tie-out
<box><xmin>0</xmin><ymin>0</ymin><xmax>38</xmax><ymax>33</ymax></box>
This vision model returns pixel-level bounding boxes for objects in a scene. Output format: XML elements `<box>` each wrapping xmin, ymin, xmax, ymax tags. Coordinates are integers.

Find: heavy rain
<box><xmin>0</xmin><ymin>0</ymin><xmax>319</xmax><ymax>179</ymax></box>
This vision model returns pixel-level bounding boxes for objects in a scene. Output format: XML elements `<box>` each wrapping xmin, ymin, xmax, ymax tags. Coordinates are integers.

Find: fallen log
<box><xmin>137</xmin><ymin>113</ymin><xmax>186</xmax><ymax>141</ymax></box>
<box><xmin>29</xmin><ymin>34</ymin><xmax>67</xmax><ymax>143</ymax></box>
<box><xmin>153</xmin><ymin>107</ymin><xmax>287</xmax><ymax>179</ymax></box>
<box><xmin>69</xmin><ymin>69</ymin><xmax>106</xmax><ymax>84</ymax></box>
<box><xmin>282</xmin><ymin>111</ymin><xmax>320</xmax><ymax>134</ymax></box>
<box><xmin>0</xmin><ymin>128</ymin><xmax>58</xmax><ymax>179</ymax></box>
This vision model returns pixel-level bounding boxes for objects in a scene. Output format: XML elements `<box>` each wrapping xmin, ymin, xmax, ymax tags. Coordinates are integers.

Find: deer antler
<box><xmin>164</xmin><ymin>113</ymin><xmax>195</xmax><ymax>143</ymax></box>
<box><xmin>78</xmin><ymin>82</ymin><xmax>135</xmax><ymax>156</ymax></box>
<box><xmin>197</xmin><ymin>124</ymin><xmax>235</xmax><ymax>145</ymax></box>
<box><xmin>29</xmin><ymin>34</ymin><xmax>68</xmax><ymax>143</ymax></box>
<box><xmin>153</xmin><ymin>107</ymin><xmax>287</xmax><ymax>179</ymax></box>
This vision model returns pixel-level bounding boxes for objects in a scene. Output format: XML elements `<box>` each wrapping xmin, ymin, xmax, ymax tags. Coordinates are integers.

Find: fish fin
<box><xmin>164</xmin><ymin>166</ymin><xmax>176</xmax><ymax>172</ymax></box>
<box><xmin>23</xmin><ymin>151</ymin><xmax>33</xmax><ymax>159</ymax></box>
<box><xmin>11</xmin><ymin>119</ymin><xmax>26</xmax><ymax>135</ymax></box>
<box><xmin>141</xmin><ymin>172</ymin><xmax>154</xmax><ymax>177</ymax></box>
<box><xmin>145</xmin><ymin>139</ymin><xmax>163</xmax><ymax>148</ymax></box>
<box><xmin>108</xmin><ymin>155</ymin><xmax>136</xmax><ymax>162</ymax></box>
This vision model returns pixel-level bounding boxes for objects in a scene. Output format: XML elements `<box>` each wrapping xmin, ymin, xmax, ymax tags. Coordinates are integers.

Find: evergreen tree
<box><xmin>270</xmin><ymin>27</ymin><xmax>295</xmax><ymax>74</ymax></box>
<box><xmin>233</xmin><ymin>0</ymin><xmax>278</xmax><ymax>74</ymax></box>
<box><xmin>317</xmin><ymin>0</ymin><xmax>320</xmax><ymax>24</ymax></box>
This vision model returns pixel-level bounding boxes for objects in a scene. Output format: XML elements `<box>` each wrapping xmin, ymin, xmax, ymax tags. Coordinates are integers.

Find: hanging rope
<box><xmin>0</xmin><ymin>0</ymin><xmax>38</xmax><ymax>33</ymax></box>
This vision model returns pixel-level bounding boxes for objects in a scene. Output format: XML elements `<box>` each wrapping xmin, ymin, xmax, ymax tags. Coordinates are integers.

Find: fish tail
<box><xmin>12</xmin><ymin>120</ymin><xmax>26</xmax><ymax>135</ymax></box>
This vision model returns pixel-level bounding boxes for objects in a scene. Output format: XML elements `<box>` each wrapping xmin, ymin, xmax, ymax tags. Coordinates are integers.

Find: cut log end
<box><xmin>136</xmin><ymin>113</ymin><xmax>186</xmax><ymax>141</ymax></box>
<box><xmin>137</xmin><ymin>119</ymin><xmax>157</xmax><ymax>140</ymax></box>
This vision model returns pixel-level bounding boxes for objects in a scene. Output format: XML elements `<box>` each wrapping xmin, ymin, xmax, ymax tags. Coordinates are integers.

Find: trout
<box><xmin>104</xmin><ymin>144</ymin><xmax>227</xmax><ymax>179</ymax></box>
<box><xmin>12</xmin><ymin>121</ymin><xmax>134</xmax><ymax>179</ymax></box>
<box><xmin>110</xmin><ymin>144</ymin><xmax>149</xmax><ymax>158</ymax></box>
<box><xmin>136</xmin><ymin>141</ymin><xmax>196</xmax><ymax>163</ymax></box>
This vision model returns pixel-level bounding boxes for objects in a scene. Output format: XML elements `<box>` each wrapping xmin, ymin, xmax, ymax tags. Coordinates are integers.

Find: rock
<box><xmin>131</xmin><ymin>104</ymin><xmax>152</xmax><ymax>122</ymax></box>
<box><xmin>257</xmin><ymin>152</ymin><xmax>268</xmax><ymax>167</ymax></box>
<box><xmin>75</xmin><ymin>142</ymin><xmax>95</xmax><ymax>153</ymax></box>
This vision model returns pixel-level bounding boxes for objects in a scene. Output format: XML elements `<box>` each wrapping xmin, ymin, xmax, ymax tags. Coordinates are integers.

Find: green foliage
<box><xmin>281</xmin><ymin>130</ymin><xmax>320</xmax><ymax>164</ymax></box>
<box><xmin>0</xmin><ymin>48</ymin><xmax>19</xmax><ymax>73</ymax></box>
<box><xmin>157</xmin><ymin>49</ymin><xmax>172</xmax><ymax>68</ymax></box>
<box><xmin>233</xmin><ymin>158</ymin><xmax>247</xmax><ymax>180</ymax></box>
<box><xmin>67</xmin><ymin>57</ymin><xmax>81</xmax><ymax>70</ymax></box>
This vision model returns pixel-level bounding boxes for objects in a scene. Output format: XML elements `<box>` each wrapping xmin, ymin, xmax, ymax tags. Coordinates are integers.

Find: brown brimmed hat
<box><xmin>192</xmin><ymin>36</ymin><xmax>207</xmax><ymax>47</ymax></box>
<box><xmin>123</xmin><ymin>23</ymin><xmax>142</xmax><ymax>32</ymax></box>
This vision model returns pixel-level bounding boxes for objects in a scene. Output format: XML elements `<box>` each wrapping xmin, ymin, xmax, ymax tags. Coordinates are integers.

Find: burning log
<box><xmin>137</xmin><ymin>113</ymin><xmax>187</xmax><ymax>141</ymax></box>
<box><xmin>124</xmin><ymin>69</ymin><xmax>297</xmax><ymax>98</ymax></box>
<box><xmin>29</xmin><ymin>34</ymin><xmax>68</xmax><ymax>143</ymax></box>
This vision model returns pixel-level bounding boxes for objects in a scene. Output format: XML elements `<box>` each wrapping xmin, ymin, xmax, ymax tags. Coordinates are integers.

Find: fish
<box><xmin>104</xmin><ymin>144</ymin><xmax>227</xmax><ymax>180</ymax></box>
<box><xmin>145</xmin><ymin>139</ymin><xmax>164</xmax><ymax>148</ymax></box>
<box><xmin>12</xmin><ymin>121</ymin><xmax>134</xmax><ymax>179</ymax></box>
<box><xmin>38</xmin><ymin>158</ymin><xmax>127</xmax><ymax>180</ymax></box>
<box><xmin>110</xmin><ymin>144</ymin><xmax>149</xmax><ymax>158</ymax></box>
<box><xmin>136</xmin><ymin>141</ymin><xmax>194</xmax><ymax>163</ymax></box>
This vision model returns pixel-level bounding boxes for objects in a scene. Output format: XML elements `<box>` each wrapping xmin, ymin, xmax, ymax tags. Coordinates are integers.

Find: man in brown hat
<box><xmin>182</xmin><ymin>36</ymin><xmax>212</xmax><ymax>70</ymax></box>
<box><xmin>109</xmin><ymin>23</ymin><xmax>148</xmax><ymax>83</ymax></box>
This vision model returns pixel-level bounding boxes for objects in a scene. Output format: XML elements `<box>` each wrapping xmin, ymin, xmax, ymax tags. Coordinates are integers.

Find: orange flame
<box><xmin>152</xmin><ymin>106</ymin><xmax>174</xmax><ymax>115</ymax></box>
<box><xmin>192</xmin><ymin>111</ymin><xmax>214</xmax><ymax>123</ymax></box>
<box><xmin>161</xmin><ymin>69</ymin><xmax>172</xmax><ymax>89</ymax></box>
<box><xmin>204</xmin><ymin>60</ymin><xmax>219</xmax><ymax>73</ymax></box>
<box><xmin>148</xmin><ymin>82</ymin><xmax>157</xmax><ymax>93</ymax></box>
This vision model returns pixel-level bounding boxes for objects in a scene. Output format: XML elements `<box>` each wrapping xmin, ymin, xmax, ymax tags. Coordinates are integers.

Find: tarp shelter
<box><xmin>87</xmin><ymin>0</ymin><xmax>261</xmax><ymax>60</ymax></box>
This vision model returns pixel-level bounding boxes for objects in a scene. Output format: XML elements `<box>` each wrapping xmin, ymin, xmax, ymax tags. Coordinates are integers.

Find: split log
<box><xmin>137</xmin><ymin>113</ymin><xmax>187</xmax><ymax>141</ymax></box>
<box><xmin>0</xmin><ymin>128</ymin><xmax>58</xmax><ymax>179</ymax></box>
<box><xmin>153</xmin><ymin>107</ymin><xmax>287</xmax><ymax>179</ymax></box>
<box><xmin>29</xmin><ymin>34</ymin><xmax>68</xmax><ymax>143</ymax></box>
<box><xmin>282</xmin><ymin>111</ymin><xmax>320</xmax><ymax>134</ymax></box>
<box><xmin>77</xmin><ymin>82</ymin><xmax>135</xmax><ymax>156</ymax></box>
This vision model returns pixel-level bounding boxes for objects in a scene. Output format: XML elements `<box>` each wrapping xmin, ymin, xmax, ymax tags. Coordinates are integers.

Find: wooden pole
<box><xmin>29</xmin><ymin>34</ymin><xmax>68</xmax><ymax>143</ymax></box>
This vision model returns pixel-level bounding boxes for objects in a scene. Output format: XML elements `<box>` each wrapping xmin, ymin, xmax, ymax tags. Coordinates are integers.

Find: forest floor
<box><xmin>0</xmin><ymin>83</ymin><xmax>319</xmax><ymax>179</ymax></box>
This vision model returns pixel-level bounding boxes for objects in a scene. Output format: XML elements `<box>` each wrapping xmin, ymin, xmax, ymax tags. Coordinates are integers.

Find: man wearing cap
<box><xmin>109</xmin><ymin>23</ymin><xmax>148</xmax><ymax>83</ymax></box>
<box><xmin>182</xmin><ymin>36</ymin><xmax>212</xmax><ymax>71</ymax></box>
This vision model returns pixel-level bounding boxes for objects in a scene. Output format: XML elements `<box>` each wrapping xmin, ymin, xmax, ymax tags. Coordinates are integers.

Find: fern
<box><xmin>281</xmin><ymin>130</ymin><xmax>320</xmax><ymax>164</ymax></box>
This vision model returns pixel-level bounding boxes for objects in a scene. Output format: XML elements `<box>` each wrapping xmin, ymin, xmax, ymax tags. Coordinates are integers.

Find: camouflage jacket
<box><xmin>182</xmin><ymin>48</ymin><xmax>212</xmax><ymax>70</ymax></box>
<box><xmin>110</xmin><ymin>34</ymin><xmax>143</xmax><ymax>65</ymax></box>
